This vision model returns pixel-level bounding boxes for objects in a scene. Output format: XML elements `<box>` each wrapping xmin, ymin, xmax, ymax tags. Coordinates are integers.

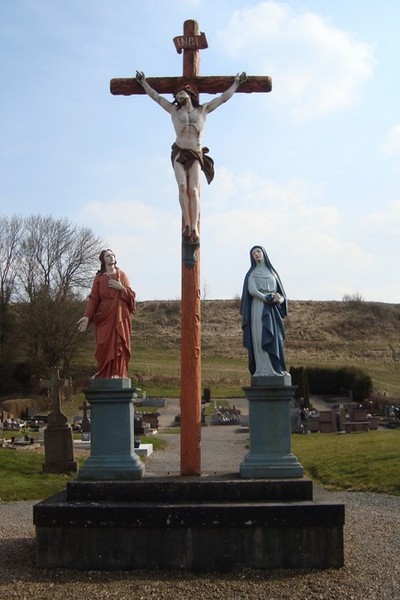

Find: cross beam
<box><xmin>110</xmin><ymin>76</ymin><xmax>272</xmax><ymax>96</ymax></box>
<box><xmin>110</xmin><ymin>18</ymin><xmax>271</xmax><ymax>98</ymax></box>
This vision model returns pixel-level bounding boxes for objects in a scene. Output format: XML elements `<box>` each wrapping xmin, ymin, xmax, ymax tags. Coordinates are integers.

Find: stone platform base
<box><xmin>34</xmin><ymin>476</ymin><xmax>344</xmax><ymax>571</ymax></box>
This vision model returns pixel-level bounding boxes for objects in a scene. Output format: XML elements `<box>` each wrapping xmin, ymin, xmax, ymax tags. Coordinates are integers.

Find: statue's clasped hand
<box><xmin>108</xmin><ymin>279</ymin><xmax>123</xmax><ymax>291</ymax></box>
<box><xmin>265</xmin><ymin>293</ymin><xmax>282</xmax><ymax>305</ymax></box>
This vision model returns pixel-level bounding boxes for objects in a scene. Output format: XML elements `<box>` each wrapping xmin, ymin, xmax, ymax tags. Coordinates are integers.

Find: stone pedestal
<box><xmin>78</xmin><ymin>378</ymin><xmax>144</xmax><ymax>481</ymax></box>
<box><xmin>240</xmin><ymin>375</ymin><xmax>304</xmax><ymax>479</ymax></box>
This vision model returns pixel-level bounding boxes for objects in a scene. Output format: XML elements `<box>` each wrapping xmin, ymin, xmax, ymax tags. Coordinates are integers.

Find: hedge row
<box><xmin>306</xmin><ymin>366</ymin><xmax>372</xmax><ymax>402</ymax></box>
<box><xmin>290</xmin><ymin>366</ymin><xmax>372</xmax><ymax>404</ymax></box>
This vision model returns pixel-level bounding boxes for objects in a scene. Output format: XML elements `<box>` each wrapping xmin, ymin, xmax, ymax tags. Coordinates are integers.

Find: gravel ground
<box><xmin>1</xmin><ymin>398</ymin><xmax>400</xmax><ymax>599</ymax></box>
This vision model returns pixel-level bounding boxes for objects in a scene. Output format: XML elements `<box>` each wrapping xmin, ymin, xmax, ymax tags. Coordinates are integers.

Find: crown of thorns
<box><xmin>174</xmin><ymin>83</ymin><xmax>199</xmax><ymax>102</ymax></box>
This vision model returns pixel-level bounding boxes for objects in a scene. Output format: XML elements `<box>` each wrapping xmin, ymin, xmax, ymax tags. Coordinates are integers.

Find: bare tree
<box><xmin>0</xmin><ymin>214</ymin><xmax>24</xmax><ymax>307</ymax></box>
<box><xmin>16</xmin><ymin>215</ymin><xmax>103</xmax><ymax>376</ymax></box>
<box><xmin>22</xmin><ymin>286</ymin><xmax>87</xmax><ymax>375</ymax></box>
<box><xmin>19</xmin><ymin>215</ymin><xmax>101</xmax><ymax>301</ymax></box>
<box><xmin>0</xmin><ymin>215</ymin><xmax>25</xmax><ymax>390</ymax></box>
<box><xmin>0</xmin><ymin>214</ymin><xmax>24</xmax><ymax>343</ymax></box>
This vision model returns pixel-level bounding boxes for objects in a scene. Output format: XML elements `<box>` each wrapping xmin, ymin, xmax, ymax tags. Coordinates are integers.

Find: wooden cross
<box><xmin>47</xmin><ymin>367</ymin><xmax>68</xmax><ymax>429</ymax></box>
<box><xmin>111</xmin><ymin>20</ymin><xmax>272</xmax><ymax>476</ymax></box>
<box><xmin>110</xmin><ymin>28</ymin><xmax>271</xmax><ymax>96</ymax></box>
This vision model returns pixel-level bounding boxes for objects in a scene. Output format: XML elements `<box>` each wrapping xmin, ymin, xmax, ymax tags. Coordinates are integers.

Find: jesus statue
<box><xmin>136</xmin><ymin>70</ymin><xmax>247</xmax><ymax>242</ymax></box>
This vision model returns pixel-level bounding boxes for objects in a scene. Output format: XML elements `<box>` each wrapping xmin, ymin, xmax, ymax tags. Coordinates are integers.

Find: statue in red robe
<box><xmin>78</xmin><ymin>249</ymin><xmax>136</xmax><ymax>378</ymax></box>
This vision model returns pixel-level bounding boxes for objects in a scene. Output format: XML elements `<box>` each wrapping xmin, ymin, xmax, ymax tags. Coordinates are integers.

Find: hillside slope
<box><xmin>134</xmin><ymin>299</ymin><xmax>400</xmax><ymax>369</ymax></box>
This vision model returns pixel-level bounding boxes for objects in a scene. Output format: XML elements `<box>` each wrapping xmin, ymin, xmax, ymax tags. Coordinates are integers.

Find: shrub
<box><xmin>305</xmin><ymin>366</ymin><xmax>372</xmax><ymax>402</ymax></box>
<box><xmin>342</xmin><ymin>292</ymin><xmax>364</xmax><ymax>303</ymax></box>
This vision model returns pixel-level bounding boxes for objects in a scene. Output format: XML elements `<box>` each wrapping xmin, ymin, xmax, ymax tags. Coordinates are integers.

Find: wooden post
<box><xmin>180</xmin><ymin>240</ymin><xmax>202</xmax><ymax>475</ymax></box>
<box><xmin>180</xmin><ymin>20</ymin><xmax>202</xmax><ymax>475</ymax></box>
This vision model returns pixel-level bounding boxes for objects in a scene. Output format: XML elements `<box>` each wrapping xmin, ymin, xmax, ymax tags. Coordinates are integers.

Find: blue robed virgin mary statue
<box><xmin>240</xmin><ymin>246</ymin><xmax>288</xmax><ymax>376</ymax></box>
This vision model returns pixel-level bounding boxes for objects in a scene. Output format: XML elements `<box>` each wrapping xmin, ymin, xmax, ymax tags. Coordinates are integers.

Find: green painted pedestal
<box><xmin>240</xmin><ymin>375</ymin><xmax>304</xmax><ymax>479</ymax></box>
<box><xmin>78</xmin><ymin>378</ymin><xmax>144</xmax><ymax>481</ymax></box>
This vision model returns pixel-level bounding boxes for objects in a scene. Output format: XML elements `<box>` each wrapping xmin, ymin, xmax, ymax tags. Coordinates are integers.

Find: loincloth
<box><xmin>171</xmin><ymin>143</ymin><xmax>215</xmax><ymax>184</ymax></box>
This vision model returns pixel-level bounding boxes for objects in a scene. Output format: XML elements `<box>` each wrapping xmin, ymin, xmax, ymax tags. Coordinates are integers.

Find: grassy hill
<box><xmin>129</xmin><ymin>298</ymin><xmax>400</xmax><ymax>398</ymax></box>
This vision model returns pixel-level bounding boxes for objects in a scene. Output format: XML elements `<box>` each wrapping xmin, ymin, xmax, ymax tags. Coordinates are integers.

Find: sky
<box><xmin>1</xmin><ymin>0</ymin><xmax>400</xmax><ymax>303</ymax></box>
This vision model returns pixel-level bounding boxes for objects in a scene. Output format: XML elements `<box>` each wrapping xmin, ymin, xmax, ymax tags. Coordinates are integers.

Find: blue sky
<box><xmin>1</xmin><ymin>0</ymin><xmax>400</xmax><ymax>302</ymax></box>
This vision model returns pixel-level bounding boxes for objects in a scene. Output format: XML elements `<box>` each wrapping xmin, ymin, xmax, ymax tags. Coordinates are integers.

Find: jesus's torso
<box><xmin>171</xmin><ymin>106</ymin><xmax>207</xmax><ymax>150</ymax></box>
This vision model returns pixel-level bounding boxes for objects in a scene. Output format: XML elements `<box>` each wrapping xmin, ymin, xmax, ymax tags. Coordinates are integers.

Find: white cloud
<box><xmin>77</xmin><ymin>199</ymin><xmax>181</xmax><ymax>300</ymax></box>
<box><xmin>217</xmin><ymin>1</ymin><xmax>375</xmax><ymax>121</ymax></box>
<box><xmin>200</xmin><ymin>169</ymin><xmax>370</xmax><ymax>299</ymax></box>
<box><xmin>206</xmin><ymin>169</ymin><xmax>338</xmax><ymax>228</ymax></box>
<box><xmin>79</xmin><ymin>200</ymin><xmax>165</xmax><ymax>233</ymax></box>
<box><xmin>381</xmin><ymin>125</ymin><xmax>400</xmax><ymax>157</ymax></box>
<box><xmin>76</xmin><ymin>171</ymin><xmax>378</xmax><ymax>302</ymax></box>
<box><xmin>362</xmin><ymin>199</ymin><xmax>400</xmax><ymax>235</ymax></box>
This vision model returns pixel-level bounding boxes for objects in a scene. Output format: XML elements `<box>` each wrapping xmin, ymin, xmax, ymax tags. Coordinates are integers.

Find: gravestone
<box><xmin>42</xmin><ymin>367</ymin><xmax>77</xmax><ymax>474</ymax></box>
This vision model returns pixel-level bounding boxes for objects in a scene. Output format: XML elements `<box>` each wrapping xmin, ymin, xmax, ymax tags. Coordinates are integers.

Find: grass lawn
<box><xmin>0</xmin><ymin>429</ymin><xmax>399</xmax><ymax>502</ymax></box>
<box><xmin>0</xmin><ymin>449</ymin><xmax>78</xmax><ymax>502</ymax></box>
<box><xmin>292</xmin><ymin>429</ymin><xmax>400</xmax><ymax>495</ymax></box>
<box><xmin>0</xmin><ymin>435</ymin><xmax>166</xmax><ymax>502</ymax></box>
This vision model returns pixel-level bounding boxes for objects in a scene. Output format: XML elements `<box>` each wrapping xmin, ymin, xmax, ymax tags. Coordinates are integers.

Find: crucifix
<box><xmin>111</xmin><ymin>20</ymin><xmax>271</xmax><ymax>476</ymax></box>
<box><xmin>47</xmin><ymin>367</ymin><xmax>68</xmax><ymax>429</ymax></box>
<box><xmin>79</xmin><ymin>398</ymin><xmax>91</xmax><ymax>433</ymax></box>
